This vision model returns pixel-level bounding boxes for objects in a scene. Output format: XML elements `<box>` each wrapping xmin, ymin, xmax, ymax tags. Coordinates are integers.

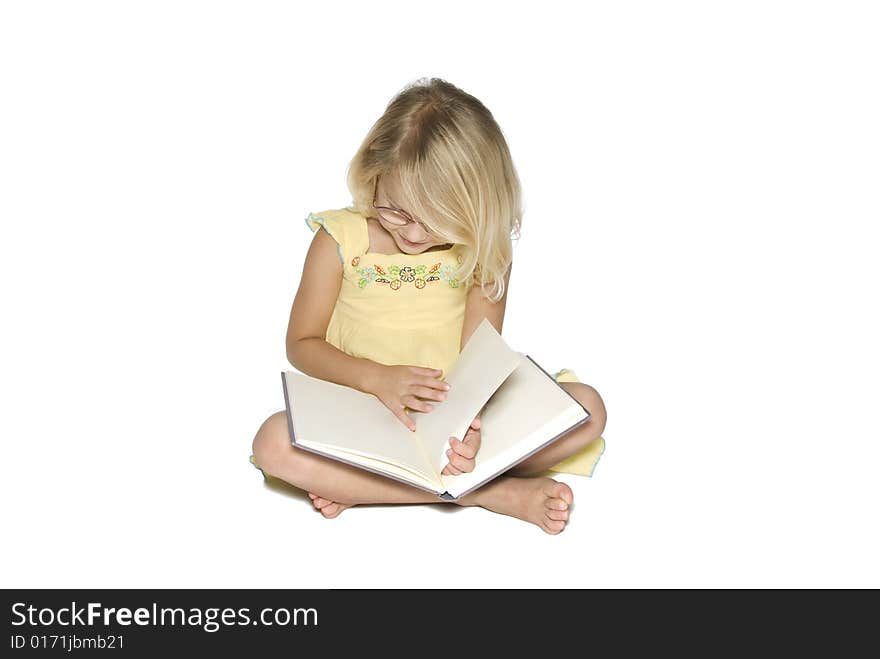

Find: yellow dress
<box><xmin>260</xmin><ymin>207</ymin><xmax>604</xmax><ymax>477</ymax></box>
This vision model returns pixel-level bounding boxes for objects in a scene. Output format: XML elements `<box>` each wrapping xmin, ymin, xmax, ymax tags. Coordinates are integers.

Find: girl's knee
<box><xmin>252</xmin><ymin>411</ymin><xmax>293</xmax><ymax>475</ymax></box>
<box><xmin>571</xmin><ymin>383</ymin><xmax>607</xmax><ymax>434</ymax></box>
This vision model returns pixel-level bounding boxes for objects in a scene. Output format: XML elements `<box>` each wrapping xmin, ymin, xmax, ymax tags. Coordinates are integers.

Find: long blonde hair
<box><xmin>346</xmin><ymin>77</ymin><xmax>522</xmax><ymax>302</ymax></box>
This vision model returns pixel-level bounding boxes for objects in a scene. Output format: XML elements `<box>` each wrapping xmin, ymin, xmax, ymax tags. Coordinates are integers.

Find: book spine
<box><xmin>280</xmin><ymin>371</ymin><xmax>299</xmax><ymax>445</ymax></box>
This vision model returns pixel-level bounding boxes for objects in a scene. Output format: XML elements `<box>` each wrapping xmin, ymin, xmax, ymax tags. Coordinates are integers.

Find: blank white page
<box><xmin>283</xmin><ymin>371</ymin><xmax>435</xmax><ymax>480</ymax></box>
<box><xmin>440</xmin><ymin>354</ymin><xmax>591</xmax><ymax>499</ymax></box>
<box><xmin>414</xmin><ymin>318</ymin><xmax>522</xmax><ymax>472</ymax></box>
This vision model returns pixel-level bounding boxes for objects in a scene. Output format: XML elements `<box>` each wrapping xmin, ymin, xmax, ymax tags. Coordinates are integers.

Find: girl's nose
<box><xmin>401</xmin><ymin>225</ymin><xmax>430</xmax><ymax>243</ymax></box>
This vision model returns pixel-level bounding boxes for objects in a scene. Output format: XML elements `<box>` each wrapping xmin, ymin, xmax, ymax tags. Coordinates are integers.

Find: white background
<box><xmin>2</xmin><ymin>1</ymin><xmax>878</xmax><ymax>588</ymax></box>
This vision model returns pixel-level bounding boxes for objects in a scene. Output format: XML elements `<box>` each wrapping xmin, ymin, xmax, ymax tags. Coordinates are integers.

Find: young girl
<box><xmin>251</xmin><ymin>78</ymin><xmax>606</xmax><ymax>534</ymax></box>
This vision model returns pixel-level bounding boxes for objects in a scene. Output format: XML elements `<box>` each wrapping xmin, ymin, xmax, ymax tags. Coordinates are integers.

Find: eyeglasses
<box><xmin>372</xmin><ymin>179</ymin><xmax>438</xmax><ymax>237</ymax></box>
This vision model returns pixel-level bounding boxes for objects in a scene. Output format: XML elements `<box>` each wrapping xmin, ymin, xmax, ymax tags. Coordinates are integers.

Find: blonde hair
<box><xmin>345</xmin><ymin>77</ymin><xmax>522</xmax><ymax>303</ymax></box>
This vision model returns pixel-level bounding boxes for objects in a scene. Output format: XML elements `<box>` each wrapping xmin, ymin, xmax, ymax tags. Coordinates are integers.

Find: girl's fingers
<box><xmin>443</xmin><ymin>449</ymin><xmax>464</xmax><ymax>474</ymax></box>
<box><xmin>446</xmin><ymin>448</ymin><xmax>473</xmax><ymax>472</ymax></box>
<box><xmin>454</xmin><ymin>432</ymin><xmax>481</xmax><ymax>454</ymax></box>
<box><xmin>411</xmin><ymin>367</ymin><xmax>446</xmax><ymax>383</ymax></box>
<box><xmin>412</xmin><ymin>385</ymin><xmax>449</xmax><ymax>402</ymax></box>
<box><xmin>449</xmin><ymin>437</ymin><xmax>477</xmax><ymax>459</ymax></box>
<box><xmin>411</xmin><ymin>366</ymin><xmax>442</xmax><ymax>375</ymax></box>
<box><xmin>417</xmin><ymin>376</ymin><xmax>452</xmax><ymax>392</ymax></box>
<box><xmin>403</xmin><ymin>395</ymin><xmax>434</xmax><ymax>413</ymax></box>
<box><xmin>395</xmin><ymin>406</ymin><xmax>417</xmax><ymax>432</ymax></box>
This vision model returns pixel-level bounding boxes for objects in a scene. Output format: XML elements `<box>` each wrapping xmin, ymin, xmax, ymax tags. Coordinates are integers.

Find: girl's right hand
<box><xmin>368</xmin><ymin>364</ymin><xmax>452</xmax><ymax>432</ymax></box>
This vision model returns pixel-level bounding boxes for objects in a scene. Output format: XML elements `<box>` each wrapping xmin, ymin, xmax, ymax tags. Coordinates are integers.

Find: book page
<box><xmin>300</xmin><ymin>443</ymin><xmax>442</xmax><ymax>493</ymax></box>
<box><xmin>439</xmin><ymin>354</ymin><xmax>591</xmax><ymax>499</ymax></box>
<box><xmin>283</xmin><ymin>371</ymin><xmax>439</xmax><ymax>486</ymax></box>
<box><xmin>412</xmin><ymin>318</ymin><xmax>522</xmax><ymax>472</ymax></box>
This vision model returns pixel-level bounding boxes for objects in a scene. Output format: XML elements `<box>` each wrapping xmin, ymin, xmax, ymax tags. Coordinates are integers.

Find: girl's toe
<box><xmin>546</xmin><ymin>508</ymin><xmax>569</xmax><ymax>522</ymax></box>
<box><xmin>321</xmin><ymin>503</ymin><xmax>346</xmax><ymax>519</ymax></box>
<box><xmin>541</xmin><ymin>518</ymin><xmax>566</xmax><ymax>535</ymax></box>
<box><xmin>543</xmin><ymin>480</ymin><xmax>573</xmax><ymax>503</ymax></box>
<box><xmin>554</xmin><ymin>482</ymin><xmax>574</xmax><ymax>506</ymax></box>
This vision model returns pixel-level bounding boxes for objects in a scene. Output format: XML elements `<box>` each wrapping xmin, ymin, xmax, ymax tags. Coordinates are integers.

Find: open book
<box><xmin>280</xmin><ymin>318</ymin><xmax>591</xmax><ymax>501</ymax></box>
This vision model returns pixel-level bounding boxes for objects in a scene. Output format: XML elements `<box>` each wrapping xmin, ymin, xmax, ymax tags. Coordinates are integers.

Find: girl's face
<box><xmin>373</xmin><ymin>175</ymin><xmax>452</xmax><ymax>254</ymax></box>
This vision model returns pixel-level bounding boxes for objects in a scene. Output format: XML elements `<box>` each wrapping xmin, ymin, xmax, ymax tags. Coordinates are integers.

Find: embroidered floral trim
<box><xmin>354</xmin><ymin>261</ymin><xmax>460</xmax><ymax>290</ymax></box>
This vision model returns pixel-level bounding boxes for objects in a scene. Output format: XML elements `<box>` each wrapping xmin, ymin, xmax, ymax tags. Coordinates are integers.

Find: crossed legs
<box><xmin>252</xmin><ymin>382</ymin><xmax>606</xmax><ymax>534</ymax></box>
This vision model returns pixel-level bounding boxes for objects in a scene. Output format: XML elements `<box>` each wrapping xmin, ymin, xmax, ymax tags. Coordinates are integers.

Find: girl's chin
<box><xmin>399</xmin><ymin>237</ymin><xmax>428</xmax><ymax>251</ymax></box>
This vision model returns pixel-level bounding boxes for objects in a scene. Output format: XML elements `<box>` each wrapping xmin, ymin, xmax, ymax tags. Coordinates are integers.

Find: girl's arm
<box><xmin>459</xmin><ymin>261</ymin><xmax>512</xmax><ymax>351</ymax></box>
<box><xmin>285</xmin><ymin>226</ymin><xmax>382</xmax><ymax>394</ymax></box>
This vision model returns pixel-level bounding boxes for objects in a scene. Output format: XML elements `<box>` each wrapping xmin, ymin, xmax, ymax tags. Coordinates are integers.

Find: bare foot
<box><xmin>461</xmin><ymin>476</ymin><xmax>574</xmax><ymax>534</ymax></box>
<box><xmin>307</xmin><ymin>492</ymin><xmax>353</xmax><ymax>519</ymax></box>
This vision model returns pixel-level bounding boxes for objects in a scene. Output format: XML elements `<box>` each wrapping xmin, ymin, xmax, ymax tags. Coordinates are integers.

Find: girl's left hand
<box><xmin>442</xmin><ymin>414</ymin><xmax>482</xmax><ymax>475</ymax></box>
